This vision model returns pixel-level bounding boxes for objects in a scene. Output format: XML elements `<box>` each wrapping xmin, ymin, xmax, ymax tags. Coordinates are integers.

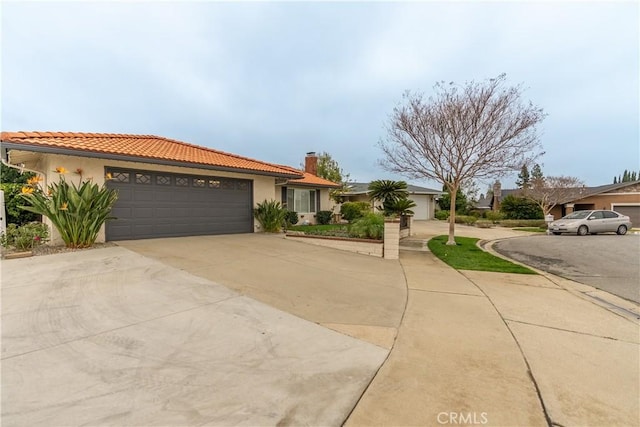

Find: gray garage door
<box><xmin>613</xmin><ymin>205</ymin><xmax>640</xmax><ymax>228</ymax></box>
<box><xmin>105</xmin><ymin>168</ymin><xmax>253</xmax><ymax>241</ymax></box>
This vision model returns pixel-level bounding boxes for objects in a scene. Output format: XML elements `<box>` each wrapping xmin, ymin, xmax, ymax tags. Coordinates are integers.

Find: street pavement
<box><xmin>2</xmin><ymin>223</ymin><xmax>639</xmax><ymax>426</ymax></box>
<box><xmin>494</xmin><ymin>233</ymin><xmax>640</xmax><ymax>303</ymax></box>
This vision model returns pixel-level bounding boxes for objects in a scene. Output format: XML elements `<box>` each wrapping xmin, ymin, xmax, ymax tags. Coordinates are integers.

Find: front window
<box><xmin>287</xmin><ymin>188</ymin><xmax>316</xmax><ymax>213</ymax></box>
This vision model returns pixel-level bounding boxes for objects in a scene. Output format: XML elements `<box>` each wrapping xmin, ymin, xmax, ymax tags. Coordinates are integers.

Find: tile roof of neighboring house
<box><xmin>476</xmin><ymin>180</ymin><xmax>640</xmax><ymax>209</ymax></box>
<box><xmin>345</xmin><ymin>182</ymin><xmax>442</xmax><ymax>195</ymax></box>
<box><xmin>0</xmin><ymin>131</ymin><xmax>303</xmax><ymax>178</ymax></box>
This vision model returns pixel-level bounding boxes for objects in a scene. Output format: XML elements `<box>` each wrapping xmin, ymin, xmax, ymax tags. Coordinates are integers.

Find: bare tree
<box><xmin>525</xmin><ymin>175</ymin><xmax>585</xmax><ymax>217</ymax></box>
<box><xmin>380</xmin><ymin>74</ymin><xmax>546</xmax><ymax>244</ymax></box>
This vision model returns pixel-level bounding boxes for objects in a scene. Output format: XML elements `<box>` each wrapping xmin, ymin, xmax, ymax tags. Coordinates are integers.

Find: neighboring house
<box><xmin>483</xmin><ymin>180</ymin><xmax>640</xmax><ymax>225</ymax></box>
<box><xmin>0</xmin><ymin>131</ymin><xmax>338</xmax><ymax>242</ymax></box>
<box><xmin>276</xmin><ymin>152</ymin><xmax>341</xmax><ymax>224</ymax></box>
<box><xmin>341</xmin><ymin>182</ymin><xmax>442</xmax><ymax>220</ymax></box>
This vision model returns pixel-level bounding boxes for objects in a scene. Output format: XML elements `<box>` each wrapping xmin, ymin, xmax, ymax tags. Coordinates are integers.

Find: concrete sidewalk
<box><xmin>347</xmin><ymin>222</ymin><xmax>640</xmax><ymax>426</ymax></box>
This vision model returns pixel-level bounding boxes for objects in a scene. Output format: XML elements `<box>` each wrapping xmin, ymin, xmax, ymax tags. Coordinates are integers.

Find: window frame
<box><xmin>286</xmin><ymin>188</ymin><xmax>317</xmax><ymax>213</ymax></box>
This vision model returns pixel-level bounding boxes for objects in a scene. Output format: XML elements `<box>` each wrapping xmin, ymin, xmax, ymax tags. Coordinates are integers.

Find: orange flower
<box><xmin>105</xmin><ymin>172</ymin><xmax>113</xmax><ymax>180</ymax></box>
<box><xmin>59</xmin><ymin>202</ymin><xmax>68</xmax><ymax>211</ymax></box>
<box><xmin>27</xmin><ymin>176</ymin><xmax>43</xmax><ymax>185</ymax></box>
<box><xmin>54</xmin><ymin>167</ymin><xmax>68</xmax><ymax>174</ymax></box>
<box><xmin>75</xmin><ymin>168</ymin><xmax>83</xmax><ymax>175</ymax></box>
<box><xmin>21</xmin><ymin>186</ymin><xmax>34</xmax><ymax>194</ymax></box>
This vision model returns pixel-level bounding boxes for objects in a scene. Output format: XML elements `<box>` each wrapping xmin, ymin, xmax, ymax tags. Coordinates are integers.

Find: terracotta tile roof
<box><xmin>288</xmin><ymin>171</ymin><xmax>341</xmax><ymax>188</ymax></box>
<box><xmin>272</xmin><ymin>163</ymin><xmax>340</xmax><ymax>188</ymax></box>
<box><xmin>0</xmin><ymin>131</ymin><xmax>303</xmax><ymax>178</ymax></box>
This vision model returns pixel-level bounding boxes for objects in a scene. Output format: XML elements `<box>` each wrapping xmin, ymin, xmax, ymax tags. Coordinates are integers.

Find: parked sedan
<box><xmin>549</xmin><ymin>210</ymin><xmax>632</xmax><ymax>236</ymax></box>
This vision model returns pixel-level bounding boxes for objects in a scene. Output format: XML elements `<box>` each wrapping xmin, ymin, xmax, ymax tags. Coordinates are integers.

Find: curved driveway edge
<box><xmin>1</xmin><ymin>245</ymin><xmax>392</xmax><ymax>426</ymax></box>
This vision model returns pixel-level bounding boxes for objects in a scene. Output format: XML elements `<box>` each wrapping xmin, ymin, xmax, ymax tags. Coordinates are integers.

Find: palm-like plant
<box><xmin>368</xmin><ymin>180</ymin><xmax>409</xmax><ymax>205</ymax></box>
<box><xmin>387</xmin><ymin>198</ymin><xmax>416</xmax><ymax>216</ymax></box>
<box><xmin>368</xmin><ymin>180</ymin><xmax>412</xmax><ymax>216</ymax></box>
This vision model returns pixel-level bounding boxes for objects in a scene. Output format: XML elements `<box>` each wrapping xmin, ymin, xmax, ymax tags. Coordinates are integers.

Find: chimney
<box><xmin>304</xmin><ymin>152</ymin><xmax>318</xmax><ymax>176</ymax></box>
<box><xmin>492</xmin><ymin>181</ymin><xmax>502</xmax><ymax>211</ymax></box>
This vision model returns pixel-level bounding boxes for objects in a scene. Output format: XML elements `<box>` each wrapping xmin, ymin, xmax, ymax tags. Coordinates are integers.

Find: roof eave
<box><xmin>0</xmin><ymin>142</ymin><xmax>303</xmax><ymax>179</ymax></box>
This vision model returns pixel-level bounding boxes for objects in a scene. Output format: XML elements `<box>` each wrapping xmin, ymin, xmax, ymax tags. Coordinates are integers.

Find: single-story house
<box><xmin>0</xmin><ymin>132</ymin><xmax>338</xmax><ymax>243</ymax></box>
<box><xmin>481</xmin><ymin>180</ymin><xmax>640</xmax><ymax>225</ymax></box>
<box><xmin>341</xmin><ymin>182</ymin><xmax>442</xmax><ymax>220</ymax></box>
<box><xmin>275</xmin><ymin>152</ymin><xmax>341</xmax><ymax>224</ymax></box>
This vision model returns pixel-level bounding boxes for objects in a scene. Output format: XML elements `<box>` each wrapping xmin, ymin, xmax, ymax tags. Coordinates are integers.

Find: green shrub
<box><xmin>284</xmin><ymin>211</ymin><xmax>299</xmax><ymax>226</ymax></box>
<box><xmin>254</xmin><ymin>199</ymin><xmax>287</xmax><ymax>233</ymax></box>
<box><xmin>475</xmin><ymin>220</ymin><xmax>494</xmax><ymax>228</ymax></box>
<box><xmin>349</xmin><ymin>212</ymin><xmax>384</xmax><ymax>240</ymax></box>
<box><xmin>498</xmin><ymin>219</ymin><xmax>547</xmax><ymax>228</ymax></box>
<box><xmin>499</xmin><ymin>195</ymin><xmax>543</xmax><ymax>219</ymax></box>
<box><xmin>1</xmin><ymin>222</ymin><xmax>49</xmax><ymax>251</ymax></box>
<box><xmin>434</xmin><ymin>210</ymin><xmax>449</xmax><ymax>220</ymax></box>
<box><xmin>0</xmin><ymin>183</ymin><xmax>41</xmax><ymax>225</ymax></box>
<box><xmin>340</xmin><ymin>201</ymin><xmax>371</xmax><ymax>222</ymax></box>
<box><xmin>454</xmin><ymin>215</ymin><xmax>478</xmax><ymax>225</ymax></box>
<box><xmin>20</xmin><ymin>171</ymin><xmax>118</xmax><ymax>249</ymax></box>
<box><xmin>484</xmin><ymin>211</ymin><xmax>504</xmax><ymax>222</ymax></box>
<box><xmin>316</xmin><ymin>210</ymin><xmax>333</xmax><ymax>225</ymax></box>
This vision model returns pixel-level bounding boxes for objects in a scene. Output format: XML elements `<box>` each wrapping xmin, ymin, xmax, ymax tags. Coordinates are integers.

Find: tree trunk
<box><xmin>447</xmin><ymin>185</ymin><xmax>458</xmax><ymax>245</ymax></box>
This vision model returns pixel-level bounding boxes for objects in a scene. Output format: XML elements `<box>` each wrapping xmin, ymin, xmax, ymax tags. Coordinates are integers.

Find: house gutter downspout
<box><xmin>1</xmin><ymin>156</ymin><xmax>48</xmax><ymax>188</ymax></box>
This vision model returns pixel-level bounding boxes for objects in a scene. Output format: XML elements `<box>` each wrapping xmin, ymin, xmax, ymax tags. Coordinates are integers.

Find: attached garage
<box><xmin>409</xmin><ymin>195</ymin><xmax>430</xmax><ymax>220</ymax></box>
<box><xmin>106</xmin><ymin>168</ymin><xmax>253</xmax><ymax>241</ymax></box>
<box><xmin>1</xmin><ymin>131</ymin><xmax>307</xmax><ymax>245</ymax></box>
<box><xmin>612</xmin><ymin>205</ymin><xmax>640</xmax><ymax>228</ymax></box>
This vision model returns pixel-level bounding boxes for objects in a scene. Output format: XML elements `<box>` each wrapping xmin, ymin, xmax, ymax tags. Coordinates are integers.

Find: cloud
<box><xmin>1</xmin><ymin>1</ymin><xmax>637</xmax><ymax>187</ymax></box>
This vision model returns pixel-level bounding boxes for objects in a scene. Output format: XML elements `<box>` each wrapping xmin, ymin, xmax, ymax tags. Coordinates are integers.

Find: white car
<box><xmin>549</xmin><ymin>210</ymin><xmax>632</xmax><ymax>236</ymax></box>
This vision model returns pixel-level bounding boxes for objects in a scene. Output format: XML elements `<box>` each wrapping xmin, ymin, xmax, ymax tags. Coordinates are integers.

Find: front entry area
<box><xmin>105</xmin><ymin>168</ymin><xmax>253</xmax><ymax>241</ymax></box>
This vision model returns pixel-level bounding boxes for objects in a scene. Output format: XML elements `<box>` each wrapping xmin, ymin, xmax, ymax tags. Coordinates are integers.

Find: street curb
<box><xmin>479</xmin><ymin>238</ymin><xmax>640</xmax><ymax>323</ymax></box>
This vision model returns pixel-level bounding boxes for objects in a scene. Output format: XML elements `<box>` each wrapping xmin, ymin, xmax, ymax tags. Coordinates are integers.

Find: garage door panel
<box><xmin>133</xmin><ymin>207</ymin><xmax>154</xmax><ymax>218</ymax></box>
<box><xmin>613</xmin><ymin>205</ymin><xmax>640</xmax><ymax>227</ymax></box>
<box><xmin>106</xmin><ymin>168</ymin><xmax>252</xmax><ymax>240</ymax></box>
<box><xmin>133</xmin><ymin>190</ymin><xmax>154</xmax><ymax>202</ymax></box>
<box><xmin>111</xmin><ymin>207</ymin><xmax>132</xmax><ymax>217</ymax></box>
<box><xmin>114</xmin><ymin>188</ymin><xmax>133</xmax><ymax>201</ymax></box>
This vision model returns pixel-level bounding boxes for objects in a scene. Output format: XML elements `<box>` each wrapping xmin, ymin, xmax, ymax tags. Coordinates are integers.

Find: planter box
<box><xmin>3</xmin><ymin>250</ymin><xmax>34</xmax><ymax>260</ymax></box>
<box><xmin>285</xmin><ymin>234</ymin><xmax>383</xmax><ymax>258</ymax></box>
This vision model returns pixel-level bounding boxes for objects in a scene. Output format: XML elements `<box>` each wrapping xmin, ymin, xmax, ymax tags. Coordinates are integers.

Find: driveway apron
<box><xmin>1</xmin><ymin>241</ymin><xmax>404</xmax><ymax>427</ymax></box>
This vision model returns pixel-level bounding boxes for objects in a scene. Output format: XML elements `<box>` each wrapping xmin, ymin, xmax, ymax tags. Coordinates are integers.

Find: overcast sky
<box><xmin>2</xmin><ymin>1</ymin><xmax>638</xmax><ymax>192</ymax></box>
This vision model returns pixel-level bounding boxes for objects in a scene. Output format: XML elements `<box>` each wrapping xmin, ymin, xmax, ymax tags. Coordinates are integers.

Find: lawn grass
<box><xmin>427</xmin><ymin>235</ymin><xmax>536</xmax><ymax>274</ymax></box>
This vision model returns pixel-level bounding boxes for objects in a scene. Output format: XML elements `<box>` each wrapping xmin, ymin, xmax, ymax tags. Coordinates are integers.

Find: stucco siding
<box><xmin>13</xmin><ymin>152</ymin><xmax>276</xmax><ymax>244</ymax></box>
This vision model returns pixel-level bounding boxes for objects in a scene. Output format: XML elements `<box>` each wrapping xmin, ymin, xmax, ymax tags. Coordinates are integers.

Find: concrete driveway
<box><xmin>2</xmin><ymin>235</ymin><xmax>407</xmax><ymax>426</ymax></box>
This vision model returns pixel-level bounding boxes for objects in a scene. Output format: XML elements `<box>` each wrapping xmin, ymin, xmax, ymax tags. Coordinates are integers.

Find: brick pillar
<box><xmin>565</xmin><ymin>203</ymin><xmax>575</xmax><ymax>214</ymax></box>
<box><xmin>384</xmin><ymin>218</ymin><xmax>400</xmax><ymax>260</ymax></box>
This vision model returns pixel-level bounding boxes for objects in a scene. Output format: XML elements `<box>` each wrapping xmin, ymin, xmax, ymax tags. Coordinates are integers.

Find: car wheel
<box><xmin>552</xmin><ymin>232</ymin><xmax>561</xmax><ymax>235</ymax></box>
<box><xmin>577</xmin><ymin>225</ymin><xmax>588</xmax><ymax>236</ymax></box>
<box><xmin>617</xmin><ymin>225</ymin><xmax>628</xmax><ymax>235</ymax></box>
